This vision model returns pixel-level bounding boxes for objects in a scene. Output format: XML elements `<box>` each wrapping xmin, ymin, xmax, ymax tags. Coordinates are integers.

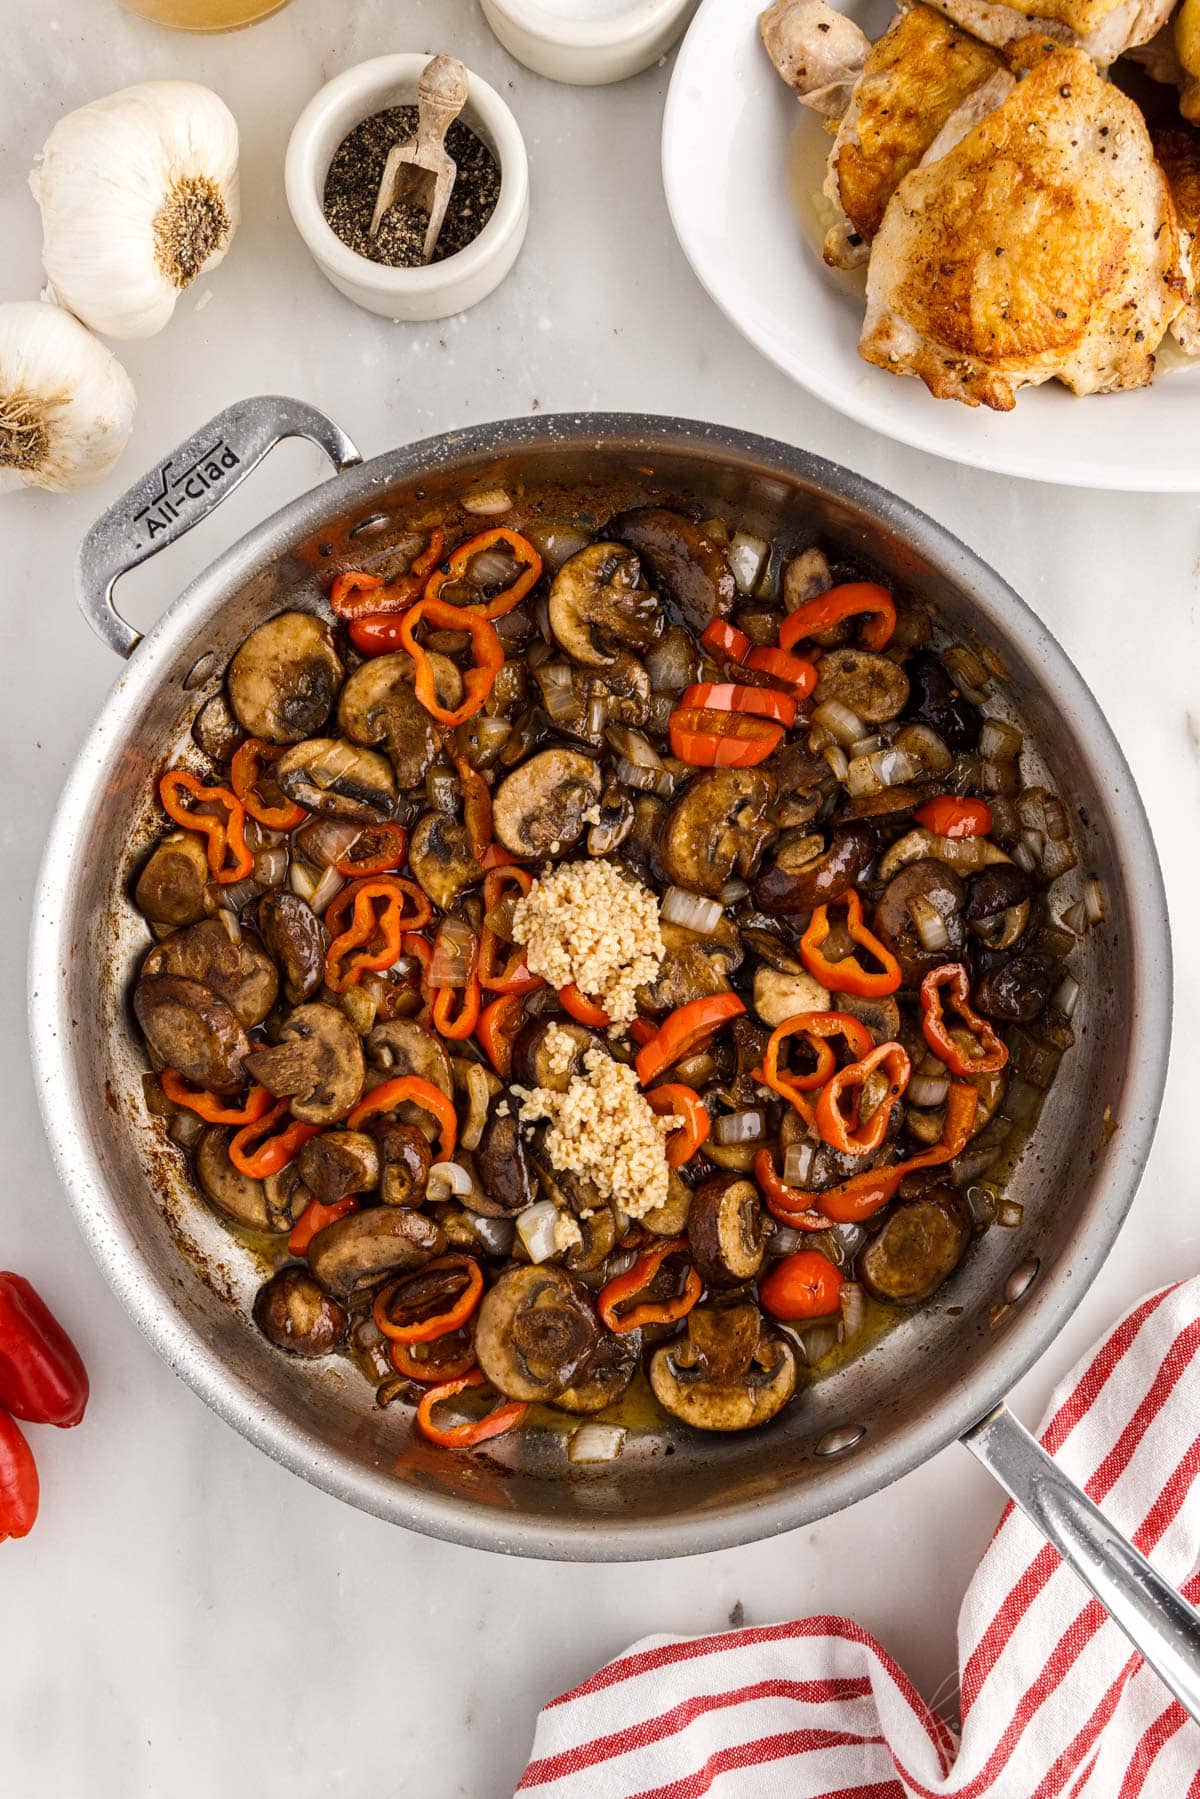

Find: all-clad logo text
<box><xmin>134</xmin><ymin>440</ymin><xmax>241</xmax><ymax>542</ymax></box>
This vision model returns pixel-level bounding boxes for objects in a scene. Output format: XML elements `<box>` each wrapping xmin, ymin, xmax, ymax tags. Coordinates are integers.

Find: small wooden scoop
<box><xmin>369</xmin><ymin>54</ymin><xmax>470</xmax><ymax>265</ymax></box>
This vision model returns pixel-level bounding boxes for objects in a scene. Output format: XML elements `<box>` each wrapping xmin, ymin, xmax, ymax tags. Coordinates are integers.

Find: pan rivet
<box><xmin>183</xmin><ymin>651</ymin><xmax>218</xmax><ymax>690</ymax></box>
<box><xmin>348</xmin><ymin>512</ymin><xmax>392</xmax><ymax>540</ymax></box>
<box><xmin>814</xmin><ymin>1424</ymin><xmax>865</xmax><ymax>1457</ymax></box>
<box><xmin>1004</xmin><ymin>1259</ymin><xmax>1040</xmax><ymax>1304</ymax></box>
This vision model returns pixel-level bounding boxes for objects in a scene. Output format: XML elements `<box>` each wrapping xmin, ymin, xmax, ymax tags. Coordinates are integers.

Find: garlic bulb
<box><xmin>0</xmin><ymin>301</ymin><xmax>135</xmax><ymax>493</ymax></box>
<box><xmin>31</xmin><ymin>81</ymin><xmax>240</xmax><ymax>340</ymax></box>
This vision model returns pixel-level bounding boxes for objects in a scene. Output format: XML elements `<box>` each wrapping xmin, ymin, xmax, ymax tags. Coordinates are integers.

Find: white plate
<box><xmin>663</xmin><ymin>0</ymin><xmax>1200</xmax><ymax>490</ymax></box>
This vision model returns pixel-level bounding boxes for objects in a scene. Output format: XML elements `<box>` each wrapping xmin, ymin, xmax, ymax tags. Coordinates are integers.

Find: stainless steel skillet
<box><xmin>28</xmin><ymin>398</ymin><xmax>1200</xmax><ymax>1713</ymax></box>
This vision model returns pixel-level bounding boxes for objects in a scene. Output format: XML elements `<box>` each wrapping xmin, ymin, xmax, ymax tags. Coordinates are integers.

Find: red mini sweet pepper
<box><xmin>0</xmin><ymin>1273</ymin><xmax>89</xmax><ymax>1428</ymax></box>
<box><xmin>0</xmin><ymin>1413</ymin><xmax>39</xmax><ymax>1544</ymax></box>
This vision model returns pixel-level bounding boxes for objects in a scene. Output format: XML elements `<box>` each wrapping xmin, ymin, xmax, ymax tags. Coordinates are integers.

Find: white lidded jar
<box><xmin>479</xmin><ymin>0</ymin><xmax>702</xmax><ymax>85</ymax></box>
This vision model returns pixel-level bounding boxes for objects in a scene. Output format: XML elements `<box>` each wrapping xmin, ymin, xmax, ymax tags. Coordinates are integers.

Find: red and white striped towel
<box><xmin>517</xmin><ymin>1279</ymin><xmax>1200</xmax><ymax>1798</ymax></box>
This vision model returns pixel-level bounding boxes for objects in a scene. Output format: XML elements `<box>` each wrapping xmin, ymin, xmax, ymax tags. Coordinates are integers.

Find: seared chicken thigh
<box><xmin>906</xmin><ymin>0</ymin><xmax>1173</xmax><ymax>67</ymax></box>
<box><xmin>759</xmin><ymin>0</ymin><xmax>871</xmax><ymax>119</ymax></box>
<box><xmin>859</xmin><ymin>44</ymin><xmax>1188</xmax><ymax>409</ymax></box>
<box><xmin>822</xmin><ymin>5</ymin><xmax>1008</xmax><ymax>267</ymax></box>
<box><xmin>1147</xmin><ymin>115</ymin><xmax>1200</xmax><ymax>350</ymax></box>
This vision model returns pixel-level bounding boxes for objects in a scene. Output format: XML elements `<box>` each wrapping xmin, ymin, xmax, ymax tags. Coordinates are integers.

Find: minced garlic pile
<box><xmin>517</xmin><ymin>1029</ymin><xmax>679</xmax><ymax>1218</ymax></box>
<box><xmin>510</xmin><ymin>859</ymin><xmax>664</xmax><ymax>1027</ymax></box>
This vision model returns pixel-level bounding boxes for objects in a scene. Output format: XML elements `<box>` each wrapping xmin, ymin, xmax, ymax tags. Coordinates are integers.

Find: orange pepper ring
<box><xmin>160</xmin><ymin>1070</ymin><xmax>274</xmax><ymax>1127</ymax></box>
<box><xmin>229</xmin><ymin>739</ymin><xmax>307</xmax><ymax>831</ymax></box>
<box><xmin>920</xmin><ymin>963</ymin><xmax>1009</xmax><ymax>1076</ymax></box>
<box><xmin>597</xmin><ymin>1238</ymin><xmax>704</xmax><ymax>1334</ymax></box>
<box><xmin>347</xmin><ymin>1074</ymin><xmax>457</xmax><ymax>1161</ymax></box>
<box><xmin>373</xmin><ymin>1256</ymin><xmax>484</xmax><ymax>1344</ymax></box>
<box><xmin>424</xmin><ymin>527</ymin><xmax>542</xmax><ymax>621</ymax></box>
<box><xmin>397</xmin><ymin>597</ymin><xmax>504</xmax><ymax>728</ymax></box>
<box><xmin>415</xmin><ymin>1368</ymin><xmax>528</xmax><ymax>1449</ymax></box>
<box><xmin>158</xmin><ymin>770</ymin><xmax>254</xmax><ymax>884</ymax></box>
<box><xmin>814</xmin><ymin>1041</ymin><xmax>911</xmax><ymax>1156</ymax></box>
<box><xmin>799</xmin><ymin>890</ymin><xmax>902</xmax><ymax>1000</ymax></box>
<box><xmin>645</xmin><ymin>1084</ymin><xmax>712</xmax><ymax>1167</ymax></box>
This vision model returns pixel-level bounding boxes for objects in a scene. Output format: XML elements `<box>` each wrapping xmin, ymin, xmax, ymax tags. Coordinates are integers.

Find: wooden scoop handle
<box><xmin>415</xmin><ymin>54</ymin><xmax>469</xmax><ymax>161</ymax></box>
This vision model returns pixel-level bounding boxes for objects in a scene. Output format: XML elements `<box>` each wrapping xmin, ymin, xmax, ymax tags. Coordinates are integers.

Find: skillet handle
<box><xmin>964</xmin><ymin>1401</ymin><xmax>1200</xmax><ymax>1722</ymax></box>
<box><xmin>76</xmin><ymin>395</ymin><xmax>362</xmax><ymax>658</ymax></box>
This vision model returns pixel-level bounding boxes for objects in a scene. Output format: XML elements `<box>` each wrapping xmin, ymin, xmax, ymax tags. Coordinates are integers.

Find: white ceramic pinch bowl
<box><xmin>480</xmin><ymin>0</ymin><xmax>699</xmax><ymax>85</ymax></box>
<box><xmin>285</xmin><ymin>53</ymin><xmax>529</xmax><ymax>322</ymax></box>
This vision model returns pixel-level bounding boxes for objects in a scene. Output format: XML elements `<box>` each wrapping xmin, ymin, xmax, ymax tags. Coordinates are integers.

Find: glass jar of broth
<box><xmin>121</xmin><ymin>0</ymin><xmax>290</xmax><ymax>28</ymax></box>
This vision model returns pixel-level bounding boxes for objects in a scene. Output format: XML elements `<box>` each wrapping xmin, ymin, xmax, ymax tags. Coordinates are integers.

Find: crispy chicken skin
<box><xmin>858</xmin><ymin>44</ymin><xmax>1188</xmax><ymax>409</ymax></box>
<box><xmin>906</xmin><ymin>0</ymin><xmax>1174</xmax><ymax>66</ymax></box>
<box><xmin>759</xmin><ymin>0</ymin><xmax>871</xmax><ymax>119</ymax></box>
<box><xmin>823</xmin><ymin>6</ymin><xmax>1007</xmax><ymax>267</ymax></box>
<box><xmin>1147</xmin><ymin>116</ymin><xmax>1200</xmax><ymax>351</ymax></box>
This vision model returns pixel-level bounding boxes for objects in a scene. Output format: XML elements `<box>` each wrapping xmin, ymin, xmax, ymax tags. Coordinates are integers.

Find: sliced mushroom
<box><xmin>365</xmin><ymin>1018</ymin><xmax>454</xmax><ymax>1100</ymax></box>
<box><xmin>573</xmin><ymin>653</ymin><xmax>652</xmax><ymax>730</ymax></box>
<box><xmin>263</xmin><ymin>1160</ymin><xmax>315</xmax><ymax>1230</ymax></box>
<box><xmin>243</xmin><ymin>1002</ymin><xmax>364</xmax><ymax>1124</ymax></box>
<box><xmin>650</xmin><ymin>1323</ymin><xmax>796</xmax><ymax>1431</ymax></box>
<box><xmin>966</xmin><ymin>866</ymin><xmax>1033</xmax><ymax>950</ymax></box>
<box><xmin>641</xmin><ymin>1170</ymin><xmax>694</xmax><ymax>1237</ymax></box>
<box><xmin>133</xmin><ymin>974</ymin><xmax>249</xmax><ymax>1093</ymax></box>
<box><xmin>294</xmin><ymin>1130</ymin><xmax>380</xmax><ymax>1205</ymax></box>
<box><xmin>475</xmin><ymin>1106</ymin><xmax>534</xmax><ymax>1214</ymax></box>
<box><xmin>814</xmin><ymin>648</ymin><xmax>909</xmax><ymax>723</ymax></box>
<box><xmin>337</xmin><ymin>653</ymin><xmax>440</xmax><ymax>789</ymax></box>
<box><xmin>974</xmin><ymin>955</ymin><xmax>1057</xmax><ymax>1024</ymax></box>
<box><xmin>475</xmin><ymin>1265</ymin><xmax>601</xmax><ymax>1402</ymax></box>
<box><xmin>587</xmin><ymin>781</ymin><xmax>636</xmax><ymax>857</ymax></box>
<box><xmin>142</xmin><ymin>918</ymin><xmax>278</xmax><ymax>1028</ymax></box>
<box><xmin>836</xmin><ymin>989</ymin><xmax>902</xmax><ymax>1042</ymax></box>
<box><xmin>492</xmin><ymin>749</ymin><xmax>602</xmax><ymax>859</ymax></box>
<box><xmin>306</xmin><ymin>1206</ymin><xmax>445</xmax><ymax>1300</ymax></box>
<box><xmin>688</xmin><ymin>1174</ymin><xmax>766</xmax><ymax>1287</ymax></box>
<box><xmin>510</xmin><ymin>1018</ymin><xmax>597</xmax><ymax>1092</ymax></box>
<box><xmin>638</xmin><ymin>918</ymin><xmax>740</xmax><ymax>1012</ymax></box>
<box><xmin>857</xmin><ymin>1186</ymin><xmax>971</xmax><ymax>1304</ymax></box>
<box><xmin>192</xmin><ymin>691</ymin><xmax>243</xmax><ymax>763</ymax></box>
<box><xmin>610</xmin><ymin>508</ymin><xmax>737</xmax><ymax>634</ymax></box>
<box><xmin>195</xmin><ymin>1127</ymin><xmax>276</xmax><ymax>1230</ymax></box>
<box><xmin>366</xmin><ymin>1122</ymin><xmax>432</xmax><ymax>1207</ymax></box>
<box><xmin>874</xmin><ymin>860</ymin><xmax>967</xmax><ymax>984</ymax></box>
<box><xmin>134</xmin><ymin>833</ymin><xmax>210</xmax><ymax>928</ymax></box>
<box><xmin>253</xmin><ymin>1266</ymin><xmax>348</xmax><ymax>1356</ymax></box>
<box><xmin>408</xmin><ymin>811</ymin><xmax>482</xmax><ymax>910</ymax></box>
<box><xmin>548</xmin><ymin>543</ymin><xmax>662</xmax><ymax>669</ymax></box>
<box><xmin>752</xmin><ymin>821</ymin><xmax>874</xmax><ymax>916</ymax></box>
<box><xmin>553</xmin><ymin>1330</ymin><xmax>640</xmax><ymax>1414</ymax></box>
<box><xmin>680</xmin><ymin>1303</ymin><xmax>763</xmax><ymax>1382</ymax></box>
<box><xmin>274</xmin><ymin>738</ymin><xmax>396</xmax><ymax>821</ymax></box>
<box><xmin>783</xmin><ymin>547</ymin><xmax>831</xmax><ymax>609</ymax></box>
<box><xmin>878</xmin><ymin>830</ymin><xmax>1011</xmax><ymax>882</ymax></box>
<box><xmin>752</xmin><ymin>965</ymin><xmax>831</xmax><ymax>1028</ymax></box>
<box><xmin>257</xmin><ymin>892</ymin><xmax>328</xmax><ymax>1006</ymax></box>
<box><xmin>227</xmin><ymin>611</ymin><xmax>343</xmax><ymax>745</ymax></box>
<box><xmin>661</xmin><ymin>768</ymin><xmax>775</xmax><ymax>898</ymax></box>
<box><xmin>527</xmin><ymin>1128</ymin><xmax>607</xmax><ymax>1221</ymax></box>
<box><xmin>562</xmin><ymin>1206</ymin><xmax>618</xmax><ymax>1273</ymax></box>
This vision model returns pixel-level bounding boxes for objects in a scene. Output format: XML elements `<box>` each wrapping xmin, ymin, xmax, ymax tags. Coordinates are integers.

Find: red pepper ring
<box><xmin>432</xmin><ymin>973</ymin><xmax>482</xmax><ymax>1041</ymax></box>
<box><xmin>348</xmin><ymin>1074</ymin><xmax>457</xmax><ymax>1161</ymax></box>
<box><xmin>325</xmin><ymin>878</ymin><xmax>432</xmax><ymax>992</ymax></box>
<box><xmin>0</xmin><ymin>1273</ymin><xmax>90</xmax><ymax>1429</ymax></box>
<box><xmin>329</xmin><ymin>530</ymin><xmax>446</xmax><ymax>619</ymax></box>
<box><xmin>668</xmin><ymin>705</ymin><xmax>783</xmax><ymax>769</ymax></box>
<box><xmin>373</xmin><ymin>1255</ymin><xmax>484</xmax><ymax>1344</ymax></box>
<box><xmin>700</xmin><ymin>618</ymin><xmax>751</xmax><ymax>665</ymax></box>
<box><xmin>415</xmin><ymin>1368</ymin><xmax>528</xmax><ymax>1449</ymax></box>
<box><xmin>229</xmin><ymin>1102</ymin><xmax>324</xmax><ymax>1179</ymax></box>
<box><xmin>634</xmin><ymin>992</ymin><xmax>747</xmax><ymax>1086</ymax></box>
<box><xmin>229</xmin><ymin>738</ymin><xmax>307</xmax><ymax>831</ymax></box>
<box><xmin>424</xmin><ymin>527</ymin><xmax>543</xmax><ymax>621</ymax></box>
<box><xmin>753</xmin><ymin>1149</ymin><xmax>831</xmax><ymax>1232</ymax></box>
<box><xmin>645</xmin><ymin>1084</ymin><xmax>712</xmax><ymax>1167</ymax></box>
<box><xmin>744</xmin><ymin>645</ymin><xmax>818</xmax><ymax>699</ymax></box>
<box><xmin>389</xmin><ymin>1333</ymin><xmax>477</xmax><ymax>1384</ymax></box>
<box><xmin>680</xmin><ymin>681</ymin><xmax>798</xmax><ymax>729</ymax></box>
<box><xmin>333</xmin><ymin>823</ymin><xmax>409</xmax><ymax>878</ymax></box>
<box><xmin>160</xmin><ymin>1069</ymin><xmax>275</xmax><ymax>1127</ymax></box>
<box><xmin>476</xmin><ymin>992</ymin><xmax>528</xmax><ymax>1078</ymax></box>
<box><xmin>325</xmin><ymin>873</ymin><xmax>430</xmax><ymax>941</ymax></box>
<box><xmin>800</xmin><ymin>890</ymin><xmax>902</xmax><ymax>1000</ymax></box>
<box><xmin>158</xmin><ymin>770</ymin><xmax>254</xmax><ymax>884</ymax></box>
<box><xmin>480</xmin><ymin>866</ymin><xmax>540</xmax><ymax>995</ymax></box>
<box><xmin>757</xmin><ymin>1010</ymin><xmax>875</xmax><ymax>1126</ymax></box>
<box><xmin>779</xmin><ymin>581</ymin><xmax>897</xmax><ymax>654</ymax></box>
<box><xmin>597</xmin><ymin>1237</ymin><xmax>704</xmax><ymax>1334</ymax></box>
<box><xmin>397</xmin><ymin>596</ymin><xmax>505</xmax><ymax>728</ymax></box>
<box><xmin>559</xmin><ymin>984</ymin><xmax>611</xmax><ymax>1028</ymax></box>
<box><xmin>814</xmin><ymin>1041</ymin><xmax>912</xmax><ymax>1156</ymax></box>
<box><xmin>914</xmin><ymin>795</ymin><xmax>994</xmax><ymax>840</ymax></box>
<box><xmin>288</xmin><ymin>1196</ymin><xmax>358</xmax><ymax>1257</ymax></box>
<box><xmin>920</xmin><ymin>963</ymin><xmax>1009</xmax><ymax>1076</ymax></box>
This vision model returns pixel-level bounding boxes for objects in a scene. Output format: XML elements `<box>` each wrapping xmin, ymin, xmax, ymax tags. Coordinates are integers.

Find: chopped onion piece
<box><xmin>1058</xmin><ymin>900</ymin><xmax>1087</xmax><ymax>937</ymax></box>
<box><xmin>907</xmin><ymin>894</ymin><xmax>951</xmax><ymax>954</ymax></box>
<box><xmin>783</xmin><ymin>1141</ymin><xmax>815</xmax><ymax>1186</ymax></box>
<box><xmin>526</xmin><ymin>523</ymin><xmax>592</xmax><ymax>571</ymax></box>
<box><xmin>829</xmin><ymin>1221</ymin><xmax>867</xmax><ymax>1261</ymax></box>
<box><xmin>1041</xmin><ymin>837</ymin><xmax>1078</xmax><ymax>880</ymax></box>
<box><xmin>467</xmin><ymin>546</ymin><xmax>522</xmax><ymax>587</ymax></box>
<box><xmin>295</xmin><ymin>816</ymin><xmax>362</xmax><ymax>869</ymax></box>
<box><xmin>469</xmin><ymin>1212</ymin><xmax>516</xmax><ymax>1258</ymax></box>
<box><xmin>896</xmin><ymin>723</ymin><xmax>953</xmax><ymax>775</ymax></box>
<box><xmin>540</xmin><ymin>662</ymin><xmax>583</xmax><ymax>723</ymax></box>
<box><xmin>462</xmin><ymin>484</ymin><xmax>512</xmax><ymax>515</ymax></box>
<box><xmin>715</xmin><ymin>1108</ymin><xmax>765</xmax><ymax>1145</ymax></box>
<box><xmin>1021</xmin><ymin>829</ymin><xmax>1046</xmax><ymax>865</ymax></box>
<box><xmin>908</xmin><ymin>1073</ymin><xmax>950</xmax><ymax>1108</ymax></box>
<box><xmin>1012</xmin><ymin>840</ymin><xmax>1038</xmax><ymax>875</ymax></box>
<box><xmin>839</xmin><ymin>1281</ymin><xmax>866</xmax><ymax>1342</ymax></box>
<box><xmin>1042</xmin><ymin>795</ymin><xmax>1070</xmax><ymax>842</ymax></box>
<box><xmin>728</xmin><ymin>530</ymin><xmax>769</xmax><ymax>595</ymax></box>
<box><xmin>253</xmin><ymin>845</ymin><xmax>289</xmax><ymax>888</ymax></box>
<box><xmin>568</xmin><ymin>1423</ymin><xmax>627</xmax><ymax>1464</ymax></box>
<box><xmin>997</xmin><ymin>1200</ymin><xmax>1024</xmax><ymax>1228</ymax></box>
<box><xmin>428</xmin><ymin>1160</ymin><xmax>474</xmax><ymax>1201</ymax></box>
<box><xmin>845</xmin><ymin>753</ymin><xmax>884</xmax><ymax>799</ymax></box>
<box><xmin>167</xmin><ymin>1109</ymin><xmax>206</xmax><ymax>1150</ymax></box>
<box><xmin>606</xmin><ymin>725</ymin><xmax>662</xmax><ymax>768</ymax></box>
<box><xmin>795</xmin><ymin>1321</ymin><xmax>839</xmax><ymax>1366</ymax></box>
<box><xmin>850</xmin><ymin>735</ymin><xmax>882</xmax><ymax>759</ymax></box>
<box><xmin>430</xmin><ymin>917</ymin><xmax>476</xmax><ymax>988</ymax></box>
<box><xmin>1084</xmin><ymin>879</ymin><xmax>1106</xmax><ymax>925</ymax></box>
<box><xmin>720</xmin><ymin>877</ymin><xmax>750</xmax><ymax>905</ymax></box>
<box><xmin>823</xmin><ymin>744</ymin><xmax>849</xmax><ymax>783</ymax></box>
<box><xmin>942</xmin><ymin>646</ymin><xmax>990</xmax><ymax>702</ymax></box>
<box><xmin>768</xmin><ymin>1227</ymin><xmax>806</xmax><ymax>1257</ymax></box>
<box><xmin>517</xmin><ymin>1200</ymin><xmax>563</xmax><ymax>1265</ymax></box>
<box><xmin>661</xmin><ymin>886</ymin><xmax>724</xmax><ymax>935</ymax></box>
<box><xmin>614</xmin><ymin>756</ymin><xmax>662</xmax><ymax>793</ymax></box>
<box><xmin>586</xmin><ymin>695</ymin><xmax>609</xmax><ymax>738</ymax></box>
<box><xmin>208</xmin><ymin>876</ymin><xmax>258</xmax><ymax>913</ymax></box>
<box><xmin>979</xmin><ymin>717</ymin><xmax>1024</xmax><ymax>759</ymax></box>
<box><xmin>485</xmin><ymin>895</ymin><xmax>520</xmax><ymax>943</ymax></box>
<box><xmin>813</xmin><ymin>700</ymin><xmax>866</xmax><ymax>746</ymax></box>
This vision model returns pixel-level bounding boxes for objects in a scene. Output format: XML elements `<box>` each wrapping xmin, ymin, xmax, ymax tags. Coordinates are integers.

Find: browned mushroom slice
<box><xmin>227</xmin><ymin>611</ymin><xmax>343</xmax><ymax>745</ymax></box>
<box><xmin>637</xmin><ymin>918</ymin><xmax>740</xmax><ymax>1013</ymax></box>
<box><xmin>574</xmin><ymin>653</ymin><xmax>652</xmax><ymax>730</ymax></box>
<box><xmin>492</xmin><ymin>749</ymin><xmax>601</xmax><ymax>859</ymax></box>
<box><xmin>257</xmin><ymin>891</ymin><xmax>328</xmax><ymax>1006</ymax></box>
<box><xmin>752</xmin><ymin>821</ymin><xmax>875</xmax><ymax>916</ymax></box>
<box><xmin>650</xmin><ymin>1325</ymin><xmax>796</xmax><ymax>1431</ymax></box>
<box><xmin>408</xmin><ymin>811</ymin><xmax>482</xmax><ymax>911</ymax></box>
<box><xmin>294</xmin><ymin>1130</ymin><xmax>379</xmax><ymax>1205</ymax></box>
<box><xmin>562</xmin><ymin>1206</ymin><xmax>618</xmax><ymax>1273</ymax></box>
<box><xmin>306</xmin><ymin>1206</ymin><xmax>445</xmax><ymax>1300</ymax></box>
<box><xmin>262</xmin><ymin>1160</ymin><xmax>315</xmax><ymax>1230</ymax></box>
<box><xmin>609</xmin><ymin>508</ymin><xmax>737</xmax><ymax>634</ymax></box>
<box><xmin>814</xmin><ymin>648</ymin><xmax>910</xmax><ymax>723</ymax></box>
<box><xmin>857</xmin><ymin>1186</ymin><xmax>971</xmax><ymax>1305</ymax></box>
<box><xmin>142</xmin><ymin>917</ymin><xmax>278</xmax><ymax>1028</ymax></box>
<box><xmin>369</xmin><ymin>1122</ymin><xmax>432</xmax><ymax>1207</ymax></box>
<box><xmin>243</xmin><ymin>1002</ymin><xmax>364</xmax><ymax>1124</ymax></box>
<box><xmin>134</xmin><ymin>833</ymin><xmax>210</xmax><ymax>928</ymax></box>
<box><xmin>510</xmin><ymin>1018</ymin><xmax>597</xmax><ymax>1093</ymax></box>
<box><xmin>196</xmin><ymin>1126</ymin><xmax>277</xmax><ymax>1230</ymax></box>
<box><xmin>365</xmin><ymin>1019</ymin><xmax>454</xmax><ymax>1100</ymax></box>
<box><xmin>475</xmin><ymin>1106</ymin><xmax>533</xmax><ymax>1215</ymax></box>
<box><xmin>752</xmin><ymin>965</ymin><xmax>831</xmax><ymax>1028</ymax></box>
<box><xmin>547</xmin><ymin>543</ymin><xmax>662</xmax><ymax>669</ymax></box>
<box><xmin>553</xmin><ymin>1329</ymin><xmax>640</xmax><ymax>1414</ymax></box>
<box><xmin>641</xmin><ymin>1170</ymin><xmax>693</xmax><ymax>1237</ymax></box>
<box><xmin>475</xmin><ymin>1264</ymin><xmax>601</xmax><ymax>1402</ymax></box>
<box><xmin>661</xmin><ymin>768</ymin><xmax>776</xmax><ymax>900</ymax></box>
<box><xmin>253</xmin><ymin>1266</ymin><xmax>348</xmax><ymax>1356</ymax></box>
<box><xmin>836</xmin><ymin>989</ymin><xmax>901</xmax><ymax>1043</ymax></box>
<box><xmin>134</xmin><ymin>974</ymin><xmax>249</xmax><ymax>1093</ymax></box>
<box><xmin>874</xmin><ymin>860</ymin><xmax>967</xmax><ymax>984</ymax></box>
<box><xmin>683</xmin><ymin>1304</ymin><xmax>764</xmax><ymax>1382</ymax></box>
<box><xmin>687</xmin><ymin>1174</ymin><xmax>766</xmax><ymax>1287</ymax></box>
<box><xmin>274</xmin><ymin>738</ymin><xmax>396</xmax><ymax>821</ymax></box>
<box><xmin>587</xmin><ymin>782</ymin><xmax>636</xmax><ymax>857</ymax></box>
<box><xmin>337</xmin><ymin>653</ymin><xmax>440</xmax><ymax>789</ymax></box>
<box><xmin>193</xmin><ymin>690</ymin><xmax>243</xmax><ymax>763</ymax></box>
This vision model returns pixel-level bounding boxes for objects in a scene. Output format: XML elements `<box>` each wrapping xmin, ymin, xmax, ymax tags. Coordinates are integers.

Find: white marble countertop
<box><xmin>2</xmin><ymin>2</ymin><xmax>1197</xmax><ymax>1793</ymax></box>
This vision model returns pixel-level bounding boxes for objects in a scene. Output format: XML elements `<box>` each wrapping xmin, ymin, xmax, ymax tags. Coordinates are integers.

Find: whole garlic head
<box><xmin>0</xmin><ymin>301</ymin><xmax>136</xmax><ymax>493</ymax></box>
<box><xmin>31</xmin><ymin>81</ymin><xmax>240</xmax><ymax>340</ymax></box>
